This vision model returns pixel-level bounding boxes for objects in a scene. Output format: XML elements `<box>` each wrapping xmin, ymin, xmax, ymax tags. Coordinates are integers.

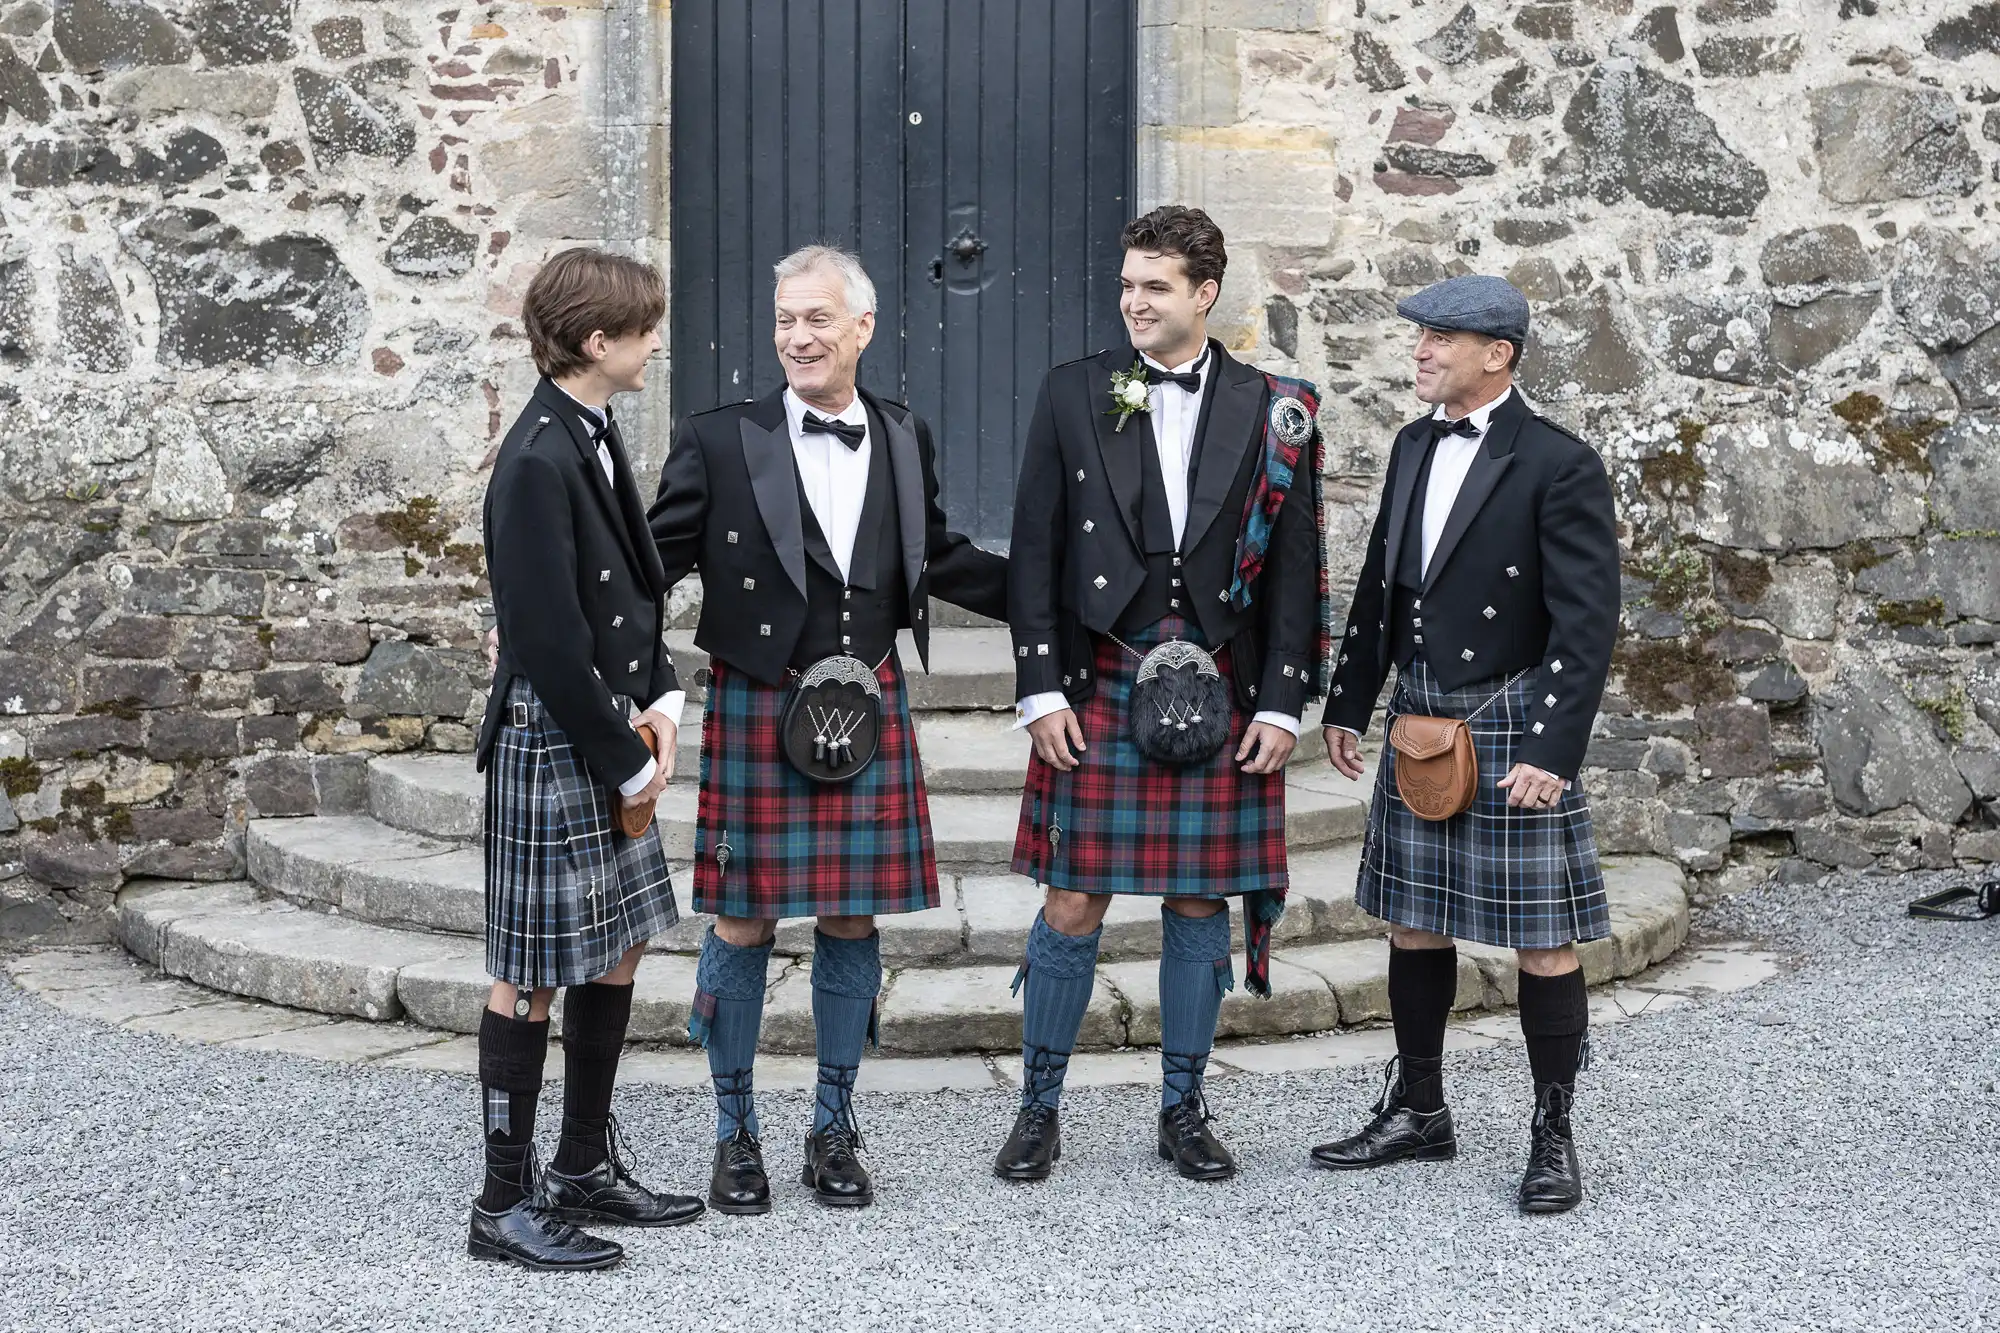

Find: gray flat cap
<box><xmin>1395</xmin><ymin>274</ymin><xmax>1531</xmax><ymax>345</ymax></box>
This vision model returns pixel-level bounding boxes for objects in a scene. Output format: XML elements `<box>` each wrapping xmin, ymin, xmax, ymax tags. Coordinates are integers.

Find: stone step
<box><xmin>116</xmin><ymin>857</ymin><xmax>1690</xmax><ymax>1054</ymax></box>
<box><xmin>366</xmin><ymin>755</ymin><xmax>1371</xmax><ymax>860</ymax></box>
<box><xmin>369</xmin><ymin>718</ymin><xmax>1355</xmax><ymax>841</ymax></box>
<box><xmin>245</xmin><ymin>813</ymin><xmax>1377</xmax><ymax>959</ymax></box>
<box><xmin>671</xmin><ymin>628</ymin><xmax>1016</xmax><ymax>711</ymax></box>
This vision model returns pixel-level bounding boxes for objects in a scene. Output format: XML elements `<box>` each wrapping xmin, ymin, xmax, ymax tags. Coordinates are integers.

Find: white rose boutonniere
<box><xmin>1105</xmin><ymin>360</ymin><xmax>1151</xmax><ymax>433</ymax></box>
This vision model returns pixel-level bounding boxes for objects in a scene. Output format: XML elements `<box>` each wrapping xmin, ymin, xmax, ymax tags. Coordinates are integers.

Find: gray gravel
<box><xmin>2</xmin><ymin>871</ymin><xmax>1996</xmax><ymax>1332</ymax></box>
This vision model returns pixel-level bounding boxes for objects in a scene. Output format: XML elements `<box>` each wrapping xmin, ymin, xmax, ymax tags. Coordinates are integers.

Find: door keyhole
<box><xmin>928</xmin><ymin>258</ymin><xmax>943</xmax><ymax>286</ymax></box>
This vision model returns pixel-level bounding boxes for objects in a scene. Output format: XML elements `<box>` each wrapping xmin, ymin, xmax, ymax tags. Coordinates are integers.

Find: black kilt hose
<box><xmin>691</xmin><ymin>654</ymin><xmax>938</xmax><ymax>920</ymax></box>
<box><xmin>1359</xmin><ymin>658</ymin><xmax>1609</xmax><ymax>949</ymax></box>
<box><xmin>484</xmin><ymin>678</ymin><xmax>679</xmax><ymax>989</ymax></box>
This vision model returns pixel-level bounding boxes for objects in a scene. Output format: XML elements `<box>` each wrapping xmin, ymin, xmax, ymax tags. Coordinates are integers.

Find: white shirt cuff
<box><xmin>1250</xmin><ymin>710</ymin><xmax>1301</xmax><ymax>737</ymax></box>
<box><xmin>1013</xmin><ymin>691</ymin><xmax>1072</xmax><ymax>730</ymax></box>
<box><xmin>644</xmin><ymin>690</ymin><xmax>686</xmax><ymax>729</ymax></box>
<box><xmin>1326</xmin><ymin>724</ymin><xmax>1361</xmax><ymax>738</ymax></box>
<box><xmin>618</xmin><ymin>756</ymin><xmax>657</xmax><ymax>798</ymax></box>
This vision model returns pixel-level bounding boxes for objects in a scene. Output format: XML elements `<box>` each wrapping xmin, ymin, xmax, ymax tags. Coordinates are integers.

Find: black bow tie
<box><xmin>1431</xmin><ymin>415</ymin><xmax>1480</xmax><ymax>440</ymax></box>
<box><xmin>585</xmin><ymin>412</ymin><xmax>613</xmax><ymax>446</ymax></box>
<box><xmin>803</xmin><ymin>412</ymin><xmax>866</xmax><ymax>450</ymax></box>
<box><xmin>1144</xmin><ymin>347</ymin><xmax>1209</xmax><ymax>393</ymax></box>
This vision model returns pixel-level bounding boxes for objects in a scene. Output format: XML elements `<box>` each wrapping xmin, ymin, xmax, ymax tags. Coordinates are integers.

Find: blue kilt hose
<box><xmin>483</xmin><ymin>678</ymin><xmax>680</xmax><ymax>989</ymax></box>
<box><xmin>691</xmin><ymin>653</ymin><xmax>938</xmax><ymax>919</ymax></box>
<box><xmin>1360</xmin><ymin>657</ymin><xmax>1610</xmax><ymax>949</ymax></box>
<box><xmin>1013</xmin><ymin>616</ymin><xmax>1289</xmax><ymax>991</ymax></box>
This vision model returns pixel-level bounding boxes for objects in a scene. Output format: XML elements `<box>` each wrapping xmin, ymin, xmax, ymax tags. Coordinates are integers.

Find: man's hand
<box><xmin>637</xmin><ymin>709</ymin><xmax>679</xmax><ymax>783</ymax></box>
<box><xmin>484</xmin><ymin>625</ymin><xmax>499</xmax><ymax>673</ymax></box>
<box><xmin>1323</xmin><ymin>726</ymin><xmax>1365</xmax><ymax>780</ymax></box>
<box><xmin>1497</xmin><ymin>762</ymin><xmax>1567</xmax><ymax>810</ymax></box>
<box><xmin>1236</xmin><ymin>722</ymin><xmax>1295</xmax><ymax>775</ymax></box>
<box><xmin>622</xmin><ymin>761</ymin><xmax>670</xmax><ymax>811</ymax></box>
<box><xmin>1027</xmin><ymin>708</ymin><xmax>1086</xmax><ymax>771</ymax></box>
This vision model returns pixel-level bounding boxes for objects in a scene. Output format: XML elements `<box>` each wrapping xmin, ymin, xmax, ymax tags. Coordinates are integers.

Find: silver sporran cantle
<box><xmin>778</xmin><ymin>655</ymin><xmax>883</xmax><ymax>783</ymax></box>
<box><xmin>1125</xmin><ymin>639</ymin><xmax>1234</xmax><ymax>766</ymax></box>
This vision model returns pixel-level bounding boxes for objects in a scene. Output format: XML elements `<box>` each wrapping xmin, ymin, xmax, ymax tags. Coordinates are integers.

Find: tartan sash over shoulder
<box><xmin>1229</xmin><ymin>372</ymin><xmax>1331</xmax><ymax>699</ymax></box>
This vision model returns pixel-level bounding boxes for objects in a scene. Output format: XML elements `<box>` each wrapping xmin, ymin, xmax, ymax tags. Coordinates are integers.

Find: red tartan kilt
<box><xmin>1012</xmin><ymin>620</ymin><xmax>1288</xmax><ymax>898</ymax></box>
<box><xmin>692</xmin><ymin>654</ymin><xmax>939</xmax><ymax>919</ymax></box>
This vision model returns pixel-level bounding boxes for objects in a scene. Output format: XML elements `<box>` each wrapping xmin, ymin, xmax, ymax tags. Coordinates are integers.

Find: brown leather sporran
<box><xmin>1387</xmin><ymin>670</ymin><xmax>1527</xmax><ymax>822</ymax></box>
<box><xmin>611</xmin><ymin>718</ymin><xmax>663</xmax><ymax>838</ymax></box>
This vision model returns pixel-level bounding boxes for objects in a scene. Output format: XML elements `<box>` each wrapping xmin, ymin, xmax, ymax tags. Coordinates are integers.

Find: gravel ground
<box><xmin>1</xmin><ymin>871</ymin><xmax>1995</xmax><ymax>1333</ymax></box>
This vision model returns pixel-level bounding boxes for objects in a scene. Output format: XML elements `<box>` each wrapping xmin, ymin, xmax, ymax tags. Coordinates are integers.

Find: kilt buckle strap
<box><xmin>509</xmin><ymin>700</ymin><xmax>530</xmax><ymax>728</ymax></box>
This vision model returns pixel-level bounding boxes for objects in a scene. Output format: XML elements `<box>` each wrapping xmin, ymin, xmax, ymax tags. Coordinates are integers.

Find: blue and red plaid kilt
<box><xmin>484</xmin><ymin>678</ymin><xmax>679</xmax><ymax>989</ymax></box>
<box><xmin>1359</xmin><ymin>656</ymin><xmax>1610</xmax><ymax>949</ymax></box>
<box><xmin>692</xmin><ymin>652</ymin><xmax>939</xmax><ymax>919</ymax></box>
<box><xmin>1013</xmin><ymin>616</ymin><xmax>1288</xmax><ymax>899</ymax></box>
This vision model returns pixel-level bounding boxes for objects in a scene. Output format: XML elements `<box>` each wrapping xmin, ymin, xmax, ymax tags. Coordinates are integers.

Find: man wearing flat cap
<box><xmin>1309</xmin><ymin>275</ymin><xmax>1619</xmax><ymax>1214</ymax></box>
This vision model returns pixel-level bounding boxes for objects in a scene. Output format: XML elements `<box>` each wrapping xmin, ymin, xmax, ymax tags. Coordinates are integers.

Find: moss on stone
<box><xmin>375</xmin><ymin>495</ymin><xmax>449</xmax><ymax>556</ymax></box>
<box><xmin>103</xmin><ymin>807</ymin><xmax>134</xmax><ymax>840</ymax></box>
<box><xmin>404</xmin><ymin>555</ymin><xmax>424</xmax><ymax>578</ymax></box>
<box><xmin>1831</xmin><ymin>540</ymin><xmax>1891</xmax><ymax>576</ymax></box>
<box><xmin>79</xmin><ymin>697</ymin><xmax>144</xmax><ymax>721</ymax></box>
<box><xmin>1612</xmin><ymin>638</ymin><xmax>1735</xmax><ymax>713</ymax></box>
<box><xmin>1676</xmin><ymin>418</ymin><xmax>1707</xmax><ymax>450</ymax></box>
<box><xmin>1631</xmin><ymin>542</ymin><xmax>1710</xmax><ymax>613</ymax></box>
<box><xmin>1875</xmin><ymin>597</ymin><xmax>1945</xmax><ymax>628</ymax></box>
<box><xmin>1870</xmin><ymin>416</ymin><xmax>1940</xmax><ymax>476</ymax></box>
<box><xmin>0</xmin><ymin>757</ymin><xmax>41</xmax><ymax>798</ymax></box>
<box><xmin>255</xmin><ymin>624</ymin><xmax>276</xmax><ymax>648</ymax></box>
<box><xmin>1831</xmin><ymin>391</ymin><xmax>1885</xmax><ymax>432</ymax></box>
<box><xmin>1639</xmin><ymin>443</ymin><xmax>1707</xmax><ymax>503</ymax></box>
<box><xmin>1712</xmin><ymin>548</ymin><xmax>1773</xmax><ymax>605</ymax></box>
<box><xmin>1912</xmin><ymin>685</ymin><xmax>1968</xmax><ymax>744</ymax></box>
<box><xmin>442</xmin><ymin>542</ymin><xmax>485</xmax><ymax>576</ymax></box>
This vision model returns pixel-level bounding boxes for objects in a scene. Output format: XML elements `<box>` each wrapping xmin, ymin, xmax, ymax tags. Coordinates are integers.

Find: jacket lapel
<box><xmin>603</xmin><ymin>421</ymin><xmax>668</xmax><ymax>594</ymax></box>
<box><xmin>1381</xmin><ymin>420</ymin><xmax>1429</xmax><ymax>589</ymax></box>
<box><xmin>1421</xmin><ymin>388</ymin><xmax>1523</xmax><ymax>594</ymax></box>
<box><xmin>1180</xmin><ymin>343</ymin><xmax>1266</xmax><ymax>554</ymax></box>
<box><xmin>1088</xmin><ymin>346</ymin><xmax>1146</xmax><ymax>553</ymax></box>
<box><xmin>866</xmin><ymin>388</ymin><xmax>928</xmax><ymax>599</ymax></box>
<box><xmin>738</xmin><ymin>390</ymin><xmax>808</xmax><ymax>599</ymax></box>
<box><xmin>533</xmin><ymin>379</ymin><xmax>648</xmax><ymax>583</ymax></box>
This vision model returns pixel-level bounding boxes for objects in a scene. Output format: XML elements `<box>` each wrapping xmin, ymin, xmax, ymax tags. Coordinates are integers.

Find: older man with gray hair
<box><xmin>648</xmin><ymin>245</ymin><xmax>1006</xmax><ymax>1214</ymax></box>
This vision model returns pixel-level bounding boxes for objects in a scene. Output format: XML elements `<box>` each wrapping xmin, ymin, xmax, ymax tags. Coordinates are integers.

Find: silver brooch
<box><xmin>1269</xmin><ymin>396</ymin><xmax>1314</xmax><ymax>448</ymax></box>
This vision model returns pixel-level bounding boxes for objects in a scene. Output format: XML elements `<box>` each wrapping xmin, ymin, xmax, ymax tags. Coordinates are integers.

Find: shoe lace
<box><xmin>719</xmin><ymin>1128</ymin><xmax>763</xmax><ymax>1171</ymax></box>
<box><xmin>1021</xmin><ymin>1044</ymin><xmax>1071</xmax><ymax>1108</ymax></box>
<box><xmin>712</xmin><ymin>1065</ymin><xmax>756</xmax><ymax>1135</ymax></box>
<box><xmin>603</xmin><ymin>1113</ymin><xmax>641</xmax><ymax>1182</ymax></box>
<box><xmin>1013</xmin><ymin>1103</ymin><xmax>1059</xmax><ymax>1139</ymax></box>
<box><xmin>510</xmin><ymin>1145</ymin><xmax>587</xmax><ymax>1245</ymax></box>
<box><xmin>814</xmin><ymin>1064</ymin><xmax>866</xmax><ymax>1158</ymax></box>
<box><xmin>1163</xmin><ymin>1087</ymin><xmax>1214</xmax><ymax>1142</ymax></box>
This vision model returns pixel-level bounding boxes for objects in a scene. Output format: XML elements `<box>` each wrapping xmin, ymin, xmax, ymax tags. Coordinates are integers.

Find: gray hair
<box><xmin>772</xmin><ymin>244</ymin><xmax>877</xmax><ymax>316</ymax></box>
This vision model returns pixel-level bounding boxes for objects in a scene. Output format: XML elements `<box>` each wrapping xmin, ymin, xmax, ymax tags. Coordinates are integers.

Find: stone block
<box><xmin>1552</xmin><ymin>64</ymin><xmax>1768</xmax><ymax>218</ymax></box>
<box><xmin>876</xmin><ymin>963</ymin><xmax>1124</xmax><ymax>1054</ymax></box>
<box><xmin>158</xmin><ymin>903</ymin><xmax>470</xmax><ymax>1020</ymax></box>
<box><xmin>24</xmin><ymin>838</ymin><xmax>122</xmax><ymax>891</ymax></box>
<box><xmin>1815</xmin><ymin>660</ymin><xmax>1974</xmax><ymax>823</ymax></box>
<box><xmin>115</xmin><ymin>880</ymin><xmax>259</xmax><ymax>965</ymax></box>
<box><xmin>125</xmin><ymin>843</ymin><xmax>240</xmax><ymax>881</ymax></box>
<box><xmin>242</xmin><ymin>754</ymin><xmax>316</xmax><ymax>817</ymax></box>
<box><xmin>29</xmin><ymin>715</ymin><xmax>140</xmax><ymax>758</ymax></box>
<box><xmin>126</xmin><ymin>807</ymin><xmax>224</xmax><ymax>844</ymax></box>
<box><xmin>253</xmin><ymin>667</ymin><xmax>342</xmax><ymax>713</ymax></box>
<box><xmin>394</xmin><ymin>953</ymin><xmax>493</xmax><ymax>1034</ymax></box>
<box><xmin>1696</xmin><ymin>702</ymin><xmax>1773</xmax><ymax>778</ymax></box>
<box><xmin>341</xmin><ymin>846</ymin><xmax>480</xmax><ymax>934</ymax></box>
<box><xmin>126</xmin><ymin>998</ymin><xmax>328</xmax><ymax>1044</ymax></box>
<box><xmin>1890</xmin><ymin>226</ymin><xmax>2000</xmax><ymax>352</ymax></box>
<box><xmin>146</xmin><ymin>713</ymin><xmax>240</xmax><ymax>761</ymax></box>
<box><xmin>123</xmin><ymin>567</ymin><xmax>267</xmax><ymax>617</ymax></box>
<box><xmin>0</xmin><ymin>652</ymin><xmax>74</xmax><ymax>714</ymax></box>
<box><xmin>351</xmin><ymin>641</ymin><xmax>475</xmax><ymax>718</ymax></box>
<box><xmin>1760</xmin><ymin>224</ymin><xmax>1874</xmax><ymax>288</ymax></box>
<box><xmin>1810</xmin><ymin>82</ymin><xmax>1982</xmax><ymax>206</ymax></box>
<box><xmin>54</xmin><ymin>0</ymin><xmax>191</xmax><ymax>72</ymax></box>
<box><xmin>272</xmin><ymin>621</ymin><xmax>373</xmax><ymax>664</ymax></box>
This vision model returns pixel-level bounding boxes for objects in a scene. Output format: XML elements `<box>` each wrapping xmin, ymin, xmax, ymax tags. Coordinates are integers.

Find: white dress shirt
<box><xmin>1013</xmin><ymin>345</ymin><xmax>1299</xmax><ymax>740</ymax></box>
<box><xmin>552</xmin><ymin>383</ymin><xmax>684</xmax><ymax>796</ymax></box>
<box><xmin>783</xmin><ymin>387</ymin><xmax>872</xmax><ymax>582</ymax></box>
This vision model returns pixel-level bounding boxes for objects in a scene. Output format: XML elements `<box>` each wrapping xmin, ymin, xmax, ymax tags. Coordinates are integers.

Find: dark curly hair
<box><xmin>1120</xmin><ymin>205</ymin><xmax>1227</xmax><ymax>293</ymax></box>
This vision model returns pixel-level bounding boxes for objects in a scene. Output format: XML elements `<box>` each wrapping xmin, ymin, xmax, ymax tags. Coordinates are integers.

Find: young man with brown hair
<box><xmin>997</xmin><ymin>206</ymin><xmax>1329</xmax><ymax>1183</ymax></box>
<box><xmin>470</xmin><ymin>246</ymin><xmax>705</xmax><ymax>1270</ymax></box>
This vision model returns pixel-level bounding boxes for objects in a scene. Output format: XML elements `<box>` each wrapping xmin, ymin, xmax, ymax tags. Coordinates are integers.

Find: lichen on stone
<box><xmin>1612</xmin><ymin>637</ymin><xmax>1736</xmax><ymax>713</ymax></box>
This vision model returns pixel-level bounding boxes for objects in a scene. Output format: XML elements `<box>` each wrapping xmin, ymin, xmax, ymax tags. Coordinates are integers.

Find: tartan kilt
<box><xmin>691</xmin><ymin>652</ymin><xmax>938</xmax><ymax>919</ymax></box>
<box><xmin>1359</xmin><ymin>656</ymin><xmax>1610</xmax><ymax>949</ymax></box>
<box><xmin>483</xmin><ymin>678</ymin><xmax>679</xmax><ymax>989</ymax></box>
<box><xmin>1012</xmin><ymin>616</ymin><xmax>1287</xmax><ymax>900</ymax></box>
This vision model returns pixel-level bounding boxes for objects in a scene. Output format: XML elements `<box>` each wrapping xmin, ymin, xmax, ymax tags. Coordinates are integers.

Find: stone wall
<box><xmin>1141</xmin><ymin>0</ymin><xmax>2000</xmax><ymax>897</ymax></box>
<box><xmin>0</xmin><ymin>0</ymin><xmax>664</xmax><ymax>938</ymax></box>
<box><xmin>2</xmin><ymin>0</ymin><xmax>1997</xmax><ymax>939</ymax></box>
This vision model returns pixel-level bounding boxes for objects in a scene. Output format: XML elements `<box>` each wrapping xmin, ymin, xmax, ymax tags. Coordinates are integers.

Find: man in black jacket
<box><xmin>995</xmin><ymin>206</ymin><xmax>1329</xmax><ymax>1184</ymax></box>
<box><xmin>650</xmin><ymin>245</ymin><xmax>1005</xmax><ymax>1214</ymax></box>
<box><xmin>1310</xmin><ymin>275</ymin><xmax>1620</xmax><ymax>1214</ymax></box>
<box><xmin>470</xmin><ymin>248</ymin><xmax>705</xmax><ymax>1270</ymax></box>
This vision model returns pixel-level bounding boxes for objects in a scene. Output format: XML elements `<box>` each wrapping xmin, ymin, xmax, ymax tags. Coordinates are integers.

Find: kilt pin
<box><xmin>484</xmin><ymin>678</ymin><xmax>680</xmax><ymax>990</ymax></box>
<box><xmin>1359</xmin><ymin>658</ymin><xmax>1609</xmax><ymax>950</ymax></box>
<box><xmin>693</xmin><ymin>654</ymin><xmax>938</xmax><ymax>921</ymax></box>
<box><xmin>1013</xmin><ymin>616</ymin><xmax>1287</xmax><ymax>905</ymax></box>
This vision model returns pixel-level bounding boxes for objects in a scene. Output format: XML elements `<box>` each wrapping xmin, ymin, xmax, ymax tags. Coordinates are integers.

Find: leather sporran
<box><xmin>1388</xmin><ymin>714</ymin><xmax>1478</xmax><ymax>821</ymax></box>
<box><xmin>1125</xmin><ymin>639</ymin><xmax>1233</xmax><ymax>766</ymax></box>
<box><xmin>1387</xmin><ymin>669</ymin><xmax>1527</xmax><ymax>822</ymax></box>
<box><xmin>778</xmin><ymin>655</ymin><xmax>883</xmax><ymax>783</ymax></box>
<box><xmin>612</xmin><ymin>718</ymin><xmax>663</xmax><ymax>838</ymax></box>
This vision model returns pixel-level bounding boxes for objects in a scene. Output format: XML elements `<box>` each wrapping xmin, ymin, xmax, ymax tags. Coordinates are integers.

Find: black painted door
<box><xmin>671</xmin><ymin>0</ymin><xmax>1135</xmax><ymax>544</ymax></box>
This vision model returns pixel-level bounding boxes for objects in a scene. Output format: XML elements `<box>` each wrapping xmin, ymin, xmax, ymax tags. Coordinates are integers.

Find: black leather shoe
<box><xmin>468</xmin><ymin>1197</ymin><xmax>623</xmax><ymax>1271</ymax></box>
<box><xmin>1518</xmin><ymin>1083</ymin><xmax>1583</xmax><ymax>1214</ymax></box>
<box><xmin>993</xmin><ymin>1104</ymin><xmax>1062</xmax><ymax>1181</ymax></box>
<box><xmin>802</xmin><ymin>1123</ymin><xmax>875</xmax><ymax>1207</ymax></box>
<box><xmin>543</xmin><ymin>1119</ymin><xmax>705</xmax><ymax>1228</ymax></box>
<box><xmin>1310</xmin><ymin>1056</ymin><xmax>1457</xmax><ymax>1171</ymax></box>
<box><xmin>1157</xmin><ymin>1094</ymin><xmax>1236</xmax><ymax>1182</ymax></box>
<box><xmin>708</xmin><ymin>1128</ymin><xmax>772</xmax><ymax>1215</ymax></box>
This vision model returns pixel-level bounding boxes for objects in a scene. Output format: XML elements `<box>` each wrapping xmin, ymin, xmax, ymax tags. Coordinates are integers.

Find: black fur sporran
<box><xmin>1125</xmin><ymin>639</ymin><xmax>1233</xmax><ymax>766</ymax></box>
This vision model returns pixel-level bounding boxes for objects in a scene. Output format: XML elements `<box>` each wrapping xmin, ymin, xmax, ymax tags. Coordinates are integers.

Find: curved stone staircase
<box><xmin>114</xmin><ymin>629</ymin><xmax>1691</xmax><ymax>1054</ymax></box>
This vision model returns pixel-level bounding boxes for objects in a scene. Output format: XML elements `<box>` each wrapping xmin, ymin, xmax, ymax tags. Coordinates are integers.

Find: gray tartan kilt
<box><xmin>483</xmin><ymin>677</ymin><xmax>679</xmax><ymax>989</ymax></box>
<box><xmin>1358</xmin><ymin>657</ymin><xmax>1610</xmax><ymax>950</ymax></box>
